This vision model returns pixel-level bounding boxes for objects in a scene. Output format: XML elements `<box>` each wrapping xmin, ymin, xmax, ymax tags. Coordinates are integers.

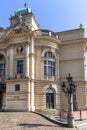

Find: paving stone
<box><xmin>0</xmin><ymin>112</ymin><xmax>76</xmax><ymax>130</ymax></box>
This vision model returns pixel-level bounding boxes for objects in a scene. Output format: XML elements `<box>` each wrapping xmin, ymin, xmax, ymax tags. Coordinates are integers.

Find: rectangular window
<box><xmin>15</xmin><ymin>84</ymin><xmax>20</xmax><ymax>91</ymax></box>
<box><xmin>17</xmin><ymin>60</ymin><xmax>23</xmax><ymax>74</ymax></box>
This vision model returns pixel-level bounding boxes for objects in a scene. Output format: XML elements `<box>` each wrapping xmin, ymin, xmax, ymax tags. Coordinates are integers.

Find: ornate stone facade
<box><xmin>0</xmin><ymin>5</ymin><xmax>87</xmax><ymax>111</ymax></box>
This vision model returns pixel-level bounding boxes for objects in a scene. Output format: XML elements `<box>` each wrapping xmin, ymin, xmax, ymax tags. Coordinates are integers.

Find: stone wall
<box><xmin>60</xmin><ymin>110</ymin><xmax>87</xmax><ymax>120</ymax></box>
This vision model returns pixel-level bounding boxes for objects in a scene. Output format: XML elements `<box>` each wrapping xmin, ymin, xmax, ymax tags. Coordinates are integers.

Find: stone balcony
<box><xmin>35</xmin><ymin>29</ymin><xmax>58</xmax><ymax>39</ymax></box>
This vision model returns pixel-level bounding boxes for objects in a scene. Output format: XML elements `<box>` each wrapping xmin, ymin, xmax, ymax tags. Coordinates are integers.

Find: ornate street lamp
<box><xmin>61</xmin><ymin>73</ymin><xmax>77</xmax><ymax>128</ymax></box>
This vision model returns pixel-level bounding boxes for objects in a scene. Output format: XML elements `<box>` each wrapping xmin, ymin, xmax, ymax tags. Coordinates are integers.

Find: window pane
<box><xmin>48</xmin><ymin>61</ymin><xmax>52</xmax><ymax>66</ymax></box>
<box><xmin>53</xmin><ymin>67</ymin><xmax>55</xmax><ymax>76</ymax></box>
<box><xmin>18</xmin><ymin>61</ymin><xmax>23</xmax><ymax>65</ymax></box>
<box><xmin>0</xmin><ymin>70</ymin><xmax>3</xmax><ymax>75</ymax></box>
<box><xmin>44</xmin><ymin>52</ymin><xmax>55</xmax><ymax>58</ymax></box>
<box><xmin>53</xmin><ymin>62</ymin><xmax>55</xmax><ymax>66</ymax></box>
<box><xmin>0</xmin><ymin>55</ymin><xmax>4</xmax><ymax>60</ymax></box>
<box><xmin>44</xmin><ymin>52</ymin><xmax>47</xmax><ymax>57</ymax></box>
<box><xmin>17</xmin><ymin>60</ymin><xmax>23</xmax><ymax>74</ymax></box>
<box><xmin>44</xmin><ymin>61</ymin><xmax>46</xmax><ymax>65</ymax></box>
<box><xmin>46</xmin><ymin>88</ymin><xmax>53</xmax><ymax>93</ymax></box>
<box><xmin>48</xmin><ymin>52</ymin><xmax>52</xmax><ymax>58</ymax></box>
<box><xmin>44</xmin><ymin>66</ymin><xmax>47</xmax><ymax>76</ymax></box>
<box><xmin>48</xmin><ymin>66</ymin><xmax>52</xmax><ymax>76</ymax></box>
<box><xmin>15</xmin><ymin>84</ymin><xmax>20</xmax><ymax>91</ymax></box>
<box><xmin>0</xmin><ymin>64</ymin><xmax>4</xmax><ymax>68</ymax></box>
<box><xmin>0</xmin><ymin>63</ymin><xmax>5</xmax><ymax>76</ymax></box>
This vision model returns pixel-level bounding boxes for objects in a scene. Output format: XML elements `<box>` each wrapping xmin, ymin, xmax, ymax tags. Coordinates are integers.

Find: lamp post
<box><xmin>61</xmin><ymin>73</ymin><xmax>77</xmax><ymax>128</ymax></box>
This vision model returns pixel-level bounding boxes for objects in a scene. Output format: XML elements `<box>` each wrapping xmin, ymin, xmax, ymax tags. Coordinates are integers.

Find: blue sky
<box><xmin>0</xmin><ymin>0</ymin><xmax>87</xmax><ymax>36</ymax></box>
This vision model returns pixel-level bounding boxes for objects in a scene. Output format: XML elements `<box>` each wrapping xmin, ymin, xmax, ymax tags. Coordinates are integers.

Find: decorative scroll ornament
<box><xmin>11</xmin><ymin>14</ymin><xmax>32</xmax><ymax>33</ymax></box>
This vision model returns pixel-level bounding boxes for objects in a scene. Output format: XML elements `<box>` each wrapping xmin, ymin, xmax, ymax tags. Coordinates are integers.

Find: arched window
<box><xmin>44</xmin><ymin>52</ymin><xmax>55</xmax><ymax>76</ymax></box>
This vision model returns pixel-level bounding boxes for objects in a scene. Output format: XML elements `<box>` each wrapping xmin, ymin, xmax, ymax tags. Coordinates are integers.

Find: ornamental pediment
<box><xmin>0</xmin><ymin>27</ymin><xmax>29</xmax><ymax>42</ymax></box>
<box><xmin>0</xmin><ymin>15</ymin><xmax>32</xmax><ymax>41</ymax></box>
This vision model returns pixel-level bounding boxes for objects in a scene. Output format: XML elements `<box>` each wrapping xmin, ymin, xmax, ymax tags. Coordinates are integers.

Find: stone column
<box><xmin>27</xmin><ymin>81</ymin><xmax>30</xmax><ymax>111</ymax></box>
<box><xmin>30</xmin><ymin>81</ymin><xmax>35</xmax><ymax>111</ymax></box>
<box><xmin>55</xmin><ymin>49</ymin><xmax>60</xmax><ymax>110</ymax></box>
<box><xmin>9</xmin><ymin>46</ymin><xmax>14</xmax><ymax>78</ymax></box>
<box><xmin>25</xmin><ymin>42</ymin><xmax>30</xmax><ymax>78</ymax></box>
<box><xmin>5</xmin><ymin>57</ymin><xmax>9</xmax><ymax>78</ymax></box>
<box><xmin>29</xmin><ymin>36</ymin><xmax>35</xmax><ymax>111</ymax></box>
<box><xmin>57</xmin><ymin>86</ymin><xmax>61</xmax><ymax>110</ymax></box>
<box><xmin>55</xmin><ymin>49</ymin><xmax>59</xmax><ymax>81</ymax></box>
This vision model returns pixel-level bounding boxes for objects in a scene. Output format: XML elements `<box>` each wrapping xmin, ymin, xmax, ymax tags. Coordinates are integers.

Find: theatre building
<box><xmin>0</xmin><ymin>5</ymin><xmax>87</xmax><ymax>112</ymax></box>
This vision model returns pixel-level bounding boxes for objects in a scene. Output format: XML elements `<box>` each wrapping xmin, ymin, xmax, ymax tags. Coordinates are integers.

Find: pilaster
<box><xmin>36</xmin><ymin>45</ymin><xmax>42</xmax><ymax>79</ymax></box>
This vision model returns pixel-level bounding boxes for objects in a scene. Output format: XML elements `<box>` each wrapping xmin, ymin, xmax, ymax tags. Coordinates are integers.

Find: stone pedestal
<box><xmin>68</xmin><ymin>94</ymin><xmax>75</xmax><ymax>128</ymax></box>
<box><xmin>68</xmin><ymin>113</ymin><xmax>75</xmax><ymax>128</ymax></box>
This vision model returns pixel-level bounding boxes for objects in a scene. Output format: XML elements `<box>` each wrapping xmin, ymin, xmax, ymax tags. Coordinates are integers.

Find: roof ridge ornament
<box><xmin>79</xmin><ymin>24</ymin><xmax>83</xmax><ymax>29</ymax></box>
<box><xmin>24</xmin><ymin>2</ymin><xmax>27</xmax><ymax>8</ymax></box>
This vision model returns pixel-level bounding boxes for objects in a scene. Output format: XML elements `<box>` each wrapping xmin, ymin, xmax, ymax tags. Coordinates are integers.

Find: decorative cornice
<box><xmin>35</xmin><ymin>79</ymin><xmax>57</xmax><ymax>84</ymax></box>
<box><xmin>35</xmin><ymin>35</ymin><xmax>61</xmax><ymax>44</ymax></box>
<box><xmin>5</xmin><ymin>78</ymin><xmax>29</xmax><ymax>83</ymax></box>
<box><xmin>60</xmin><ymin>58</ymin><xmax>84</xmax><ymax>63</ymax></box>
<box><xmin>6</xmin><ymin>91</ymin><xmax>28</xmax><ymax>95</ymax></box>
<box><xmin>60</xmin><ymin>38</ymin><xmax>87</xmax><ymax>45</ymax></box>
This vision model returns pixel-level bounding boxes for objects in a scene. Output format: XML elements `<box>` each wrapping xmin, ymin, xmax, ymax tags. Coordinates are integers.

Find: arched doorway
<box><xmin>46</xmin><ymin>88</ymin><xmax>54</xmax><ymax>109</ymax></box>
